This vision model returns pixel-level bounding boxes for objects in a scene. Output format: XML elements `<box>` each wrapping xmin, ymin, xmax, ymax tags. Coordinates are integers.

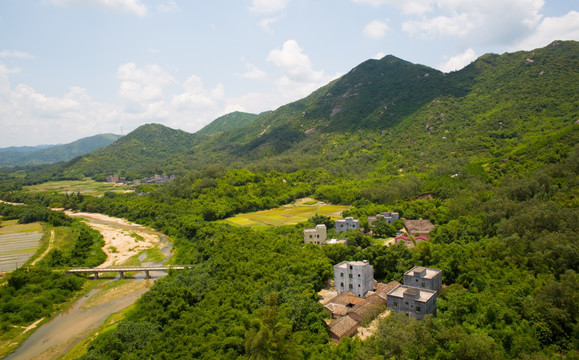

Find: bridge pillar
<box><xmin>93</xmin><ymin>272</ymin><xmax>99</xmax><ymax>279</ymax></box>
<box><xmin>119</xmin><ymin>271</ymin><xmax>124</xmax><ymax>278</ymax></box>
<box><xmin>145</xmin><ymin>270</ymin><xmax>151</xmax><ymax>279</ymax></box>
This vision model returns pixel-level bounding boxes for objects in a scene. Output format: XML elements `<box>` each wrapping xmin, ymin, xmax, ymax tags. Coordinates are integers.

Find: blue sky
<box><xmin>0</xmin><ymin>0</ymin><xmax>577</xmax><ymax>147</ymax></box>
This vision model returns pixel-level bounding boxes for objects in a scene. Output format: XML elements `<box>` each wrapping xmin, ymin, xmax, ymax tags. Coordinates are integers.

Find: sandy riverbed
<box><xmin>64</xmin><ymin>211</ymin><xmax>160</xmax><ymax>267</ymax></box>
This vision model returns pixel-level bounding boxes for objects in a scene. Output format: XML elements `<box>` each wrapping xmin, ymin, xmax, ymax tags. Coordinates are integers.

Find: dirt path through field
<box><xmin>31</xmin><ymin>230</ymin><xmax>54</xmax><ymax>266</ymax></box>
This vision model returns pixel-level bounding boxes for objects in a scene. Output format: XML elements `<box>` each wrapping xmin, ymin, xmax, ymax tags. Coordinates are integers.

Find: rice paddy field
<box><xmin>24</xmin><ymin>180</ymin><xmax>132</xmax><ymax>196</ymax></box>
<box><xmin>222</xmin><ymin>198</ymin><xmax>350</xmax><ymax>227</ymax></box>
<box><xmin>0</xmin><ymin>220</ymin><xmax>44</xmax><ymax>271</ymax></box>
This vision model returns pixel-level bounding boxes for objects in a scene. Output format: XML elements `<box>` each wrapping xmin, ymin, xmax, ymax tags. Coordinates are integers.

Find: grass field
<box><xmin>222</xmin><ymin>199</ymin><xmax>350</xmax><ymax>227</ymax></box>
<box><xmin>24</xmin><ymin>179</ymin><xmax>132</xmax><ymax>196</ymax></box>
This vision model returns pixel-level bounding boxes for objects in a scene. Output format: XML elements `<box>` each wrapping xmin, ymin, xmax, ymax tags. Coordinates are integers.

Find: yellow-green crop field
<box><xmin>24</xmin><ymin>180</ymin><xmax>132</xmax><ymax>196</ymax></box>
<box><xmin>222</xmin><ymin>199</ymin><xmax>350</xmax><ymax>227</ymax></box>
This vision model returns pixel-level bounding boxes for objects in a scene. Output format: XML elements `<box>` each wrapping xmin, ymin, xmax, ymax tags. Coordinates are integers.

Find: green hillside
<box><xmin>0</xmin><ymin>134</ymin><xmax>121</xmax><ymax>167</ymax></box>
<box><xmin>196</xmin><ymin>111</ymin><xmax>261</xmax><ymax>136</ymax></box>
<box><xmin>60</xmin><ymin>124</ymin><xmax>196</xmax><ymax>180</ymax></box>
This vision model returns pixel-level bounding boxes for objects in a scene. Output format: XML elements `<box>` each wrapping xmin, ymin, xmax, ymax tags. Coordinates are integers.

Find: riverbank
<box><xmin>3</xmin><ymin>212</ymin><xmax>171</xmax><ymax>360</ymax></box>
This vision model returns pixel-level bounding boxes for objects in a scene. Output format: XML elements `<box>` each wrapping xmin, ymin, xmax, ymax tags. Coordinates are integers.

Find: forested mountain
<box><xmin>0</xmin><ymin>134</ymin><xmax>121</xmax><ymax>167</ymax></box>
<box><xmin>29</xmin><ymin>40</ymin><xmax>577</xmax><ymax>181</ymax></box>
<box><xmin>196</xmin><ymin>111</ymin><xmax>262</xmax><ymax>136</ymax></box>
<box><xmin>59</xmin><ymin>124</ymin><xmax>196</xmax><ymax>180</ymax></box>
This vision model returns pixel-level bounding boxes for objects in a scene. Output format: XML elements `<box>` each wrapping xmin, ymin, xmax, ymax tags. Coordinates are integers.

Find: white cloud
<box><xmin>50</xmin><ymin>0</ymin><xmax>148</xmax><ymax>16</ymax></box>
<box><xmin>0</xmin><ymin>50</ymin><xmax>34</xmax><ymax>59</ymax></box>
<box><xmin>157</xmin><ymin>0</ymin><xmax>179</xmax><ymax>13</ymax></box>
<box><xmin>512</xmin><ymin>11</ymin><xmax>579</xmax><ymax>51</ymax></box>
<box><xmin>403</xmin><ymin>13</ymin><xmax>474</xmax><ymax>38</ymax></box>
<box><xmin>402</xmin><ymin>0</ymin><xmax>546</xmax><ymax>46</ymax></box>
<box><xmin>267</xmin><ymin>40</ymin><xmax>340</xmax><ymax>102</ymax></box>
<box><xmin>239</xmin><ymin>62</ymin><xmax>267</xmax><ymax>80</ymax></box>
<box><xmin>249</xmin><ymin>0</ymin><xmax>290</xmax><ymax>14</ymax></box>
<box><xmin>117</xmin><ymin>63</ymin><xmax>175</xmax><ymax>106</ymax></box>
<box><xmin>439</xmin><ymin>48</ymin><xmax>477</xmax><ymax>72</ymax></box>
<box><xmin>363</xmin><ymin>20</ymin><xmax>390</xmax><ymax>39</ymax></box>
<box><xmin>259</xmin><ymin>15</ymin><xmax>284</xmax><ymax>33</ymax></box>
<box><xmin>353</xmin><ymin>0</ymin><xmax>434</xmax><ymax>15</ymax></box>
<box><xmin>372</xmin><ymin>52</ymin><xmax>386</xmax><ymax>60</ymax></box>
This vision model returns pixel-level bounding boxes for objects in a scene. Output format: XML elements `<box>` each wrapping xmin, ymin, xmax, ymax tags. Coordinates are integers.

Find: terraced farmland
<box><xmin>0</xmin><ymin>221</ymin><xmax>44</xmax><ymax>271</ymax></box>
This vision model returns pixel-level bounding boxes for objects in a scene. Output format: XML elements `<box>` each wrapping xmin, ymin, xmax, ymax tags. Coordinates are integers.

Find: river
<box><xmin>4</xmin><ymin>213</ymin><xmax>172</xmax><ymax>360</ymax></box>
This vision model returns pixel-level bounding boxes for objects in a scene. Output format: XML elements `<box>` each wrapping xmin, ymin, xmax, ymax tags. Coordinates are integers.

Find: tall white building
<box><xmin>334</xmin><ymin>260</ymin><xmax>374</xmax><ymax>297</ymax></box>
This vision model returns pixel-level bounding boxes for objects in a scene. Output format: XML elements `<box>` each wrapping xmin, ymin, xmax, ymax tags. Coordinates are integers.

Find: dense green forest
<box><xmin>0</xmin><ymin>41</ymin><xmax>577</xmax><ymax>359</ymax></box>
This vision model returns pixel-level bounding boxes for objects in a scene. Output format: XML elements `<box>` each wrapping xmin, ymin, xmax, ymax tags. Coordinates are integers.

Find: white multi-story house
<box><xmin>304</xmin><ymin>224</ymin><xmax>327</xmax><ymax>245</ymax></box>
<box><xmin>334</xmin><ymin>260</ymin><xmax>374</xmax><ymax>297</ymax></box>
<box><xmin>335</xmin><ymin>217</ymin><xmax>360</xmax><ymax>233</ymax></box>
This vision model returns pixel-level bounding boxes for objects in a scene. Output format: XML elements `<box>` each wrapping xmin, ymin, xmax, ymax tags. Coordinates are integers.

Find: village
<box><xmin>305</xmin><ymin>213</ymin><xmax>442</xmax><ymax>342</ymax></box>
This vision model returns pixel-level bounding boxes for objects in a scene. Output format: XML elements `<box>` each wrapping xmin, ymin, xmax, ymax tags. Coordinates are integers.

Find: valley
<box><xmin>0</xmin><ymin>41</ymin><xmax>577</xmax><ymax>359</ymax></box>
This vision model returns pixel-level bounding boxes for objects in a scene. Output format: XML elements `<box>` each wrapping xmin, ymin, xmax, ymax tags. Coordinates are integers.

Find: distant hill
<box><xmin>196</xmin><ymin>111</ymin><xmax>262</xmax><ymax>136</ymax></box>
<box><xmin>60</xmin><ymin>124</ymin><xmax>196</xmax><ymax>180</ymax></box>
<box><xmin>0</xmin><ymin>134</ymin><xmax>121</xmax><ymax>167</ymax></box>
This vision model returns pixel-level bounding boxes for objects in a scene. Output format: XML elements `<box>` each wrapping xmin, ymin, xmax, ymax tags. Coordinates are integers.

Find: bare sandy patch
<box><xmin>64</xmin><ymin>211</ymin><xmax>160</xmax><ymax>267</ymax></box>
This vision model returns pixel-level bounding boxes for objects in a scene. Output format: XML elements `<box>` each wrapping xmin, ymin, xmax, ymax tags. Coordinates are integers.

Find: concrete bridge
<box><xmin>66</xmin><ymin>265</ymin><xmax>192</xmax><ymax>279</ymax></box>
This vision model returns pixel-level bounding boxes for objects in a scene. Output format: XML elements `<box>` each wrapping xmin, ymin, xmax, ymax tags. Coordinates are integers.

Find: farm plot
<box><xmin>222</xmin><ymin>198</ymin><xmax>350</xmax><ymax>227</ymax></box>
<box><xmin>0</xmin><ymin>221</ymin><xmax>44</xmax><ymax>271</ymax></box>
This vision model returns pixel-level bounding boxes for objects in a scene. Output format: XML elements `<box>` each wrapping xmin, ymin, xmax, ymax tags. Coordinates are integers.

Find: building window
<box><xmin>358</xmin><ymin>274</ymin><xmax>360</xmax><ymax>277</ymax></box>
<box><xmin>340</xmin><ymin>273</ymin><xmax>343</xmax><ymax>277</ymax></box>
<box><xmin>358</xmin><ymin>284</ymin><xmax>360</xmax><ymax>287</ymax></box>
<box><xmin>309</xmin><ymin>235</ymin><xmax>312</xmax><ymax>239</ymax></box>
<box><xmin>350</xmin><ymin>266</ymin><xmax>352</xmax><ymax>270</ymax></box>
<box><xmin>416</xmin><ymin>306</ymin><xmax>421</xmax><ymax>313</ymax></box>
<box><xmin>340</xmin><ymin>282</ymin><xmax>344</xmax><ymax>287</ymax></box>
<box><xmin>405</xmin><ymin>302</ymin><xmax>409</xmax><ymax>306</ymax></box>
<box><xmin>393</xmin><ymin>301</ymin><xmax>398</xmax><ymax>307</ymax></box>
<box><xmin>415</xmin><ymin>279</ymin><xmax>419</xmax><ymax>282</ymax></box>
<box><xmin>421</xmin><ymin>282</ymin><xmax>425</xmax><ymax>287</ymax></box>
<box><xmin>349</xmin><ymin>284</ymin><xmax>353</xmax><ymax>289</ymax></box>
<box><xmin>349</xmin><ymin>274</ymin><xmax>352</xmax><ymax>279</ymax></box>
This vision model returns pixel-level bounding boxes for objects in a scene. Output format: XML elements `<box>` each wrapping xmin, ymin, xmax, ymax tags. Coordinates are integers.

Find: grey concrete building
<box><xmin>404</xmin><ymin>266</ymin><xmax>442</xmax><ymax>294</ymax></box>
<box><xmin>334</xmin><ymin>260</ymin><xmax>374</xmax><ymax>297</ymax></box>
<box><xmin>386</xmin><ymin>285</ymin><xmax>437</xmax><ymax>319</ymax></box>
<box><xmin>304</xmin><ymin>224</ymin><xmax>327</xmax><ymax>245</ymax></box>
<box><xmin>335</xmin><ymin>217</ymin><xmax>360</xmax><ymax>233</ymax></box>
<box><xmin>368</xmin><ymin>212</ymin><xmax>399</xmax><ymax>227</ymax></box>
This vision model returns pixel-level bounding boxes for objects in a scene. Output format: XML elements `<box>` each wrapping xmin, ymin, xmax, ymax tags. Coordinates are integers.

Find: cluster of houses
<box><xmin>304</xmin><ymin>213</ymin><xmax>435</xmax><ymax>249</ymax></box>
<box><xmin>106</xmin><ymin>174</ymin><xmax>175</xmax><ymax>186</ymax></box>
<box><xmin>322</xmin><ymin>261</ymin><xmax>442</xmax><ymax>342</ymax></box>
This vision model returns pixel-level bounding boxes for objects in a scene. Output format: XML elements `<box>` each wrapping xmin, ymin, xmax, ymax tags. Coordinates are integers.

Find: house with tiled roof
<box><xmin>403</xmin><ymin>219</ymin><xmax>435</xmax><ymax>236</ymax></box>
<box><xmin>329</xmin><ymin>315</ymin><xmax>359</xmax><ymax>342</ymax></box>
<box><xmin>374</xmin><ymin>280</ymin><xmax>401</xmax><ymax>302</ymax></box>
<box><xmin>347</xmin><ymin>293</ymin><xmax>386</xmax><ymax>324</ymax></box>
